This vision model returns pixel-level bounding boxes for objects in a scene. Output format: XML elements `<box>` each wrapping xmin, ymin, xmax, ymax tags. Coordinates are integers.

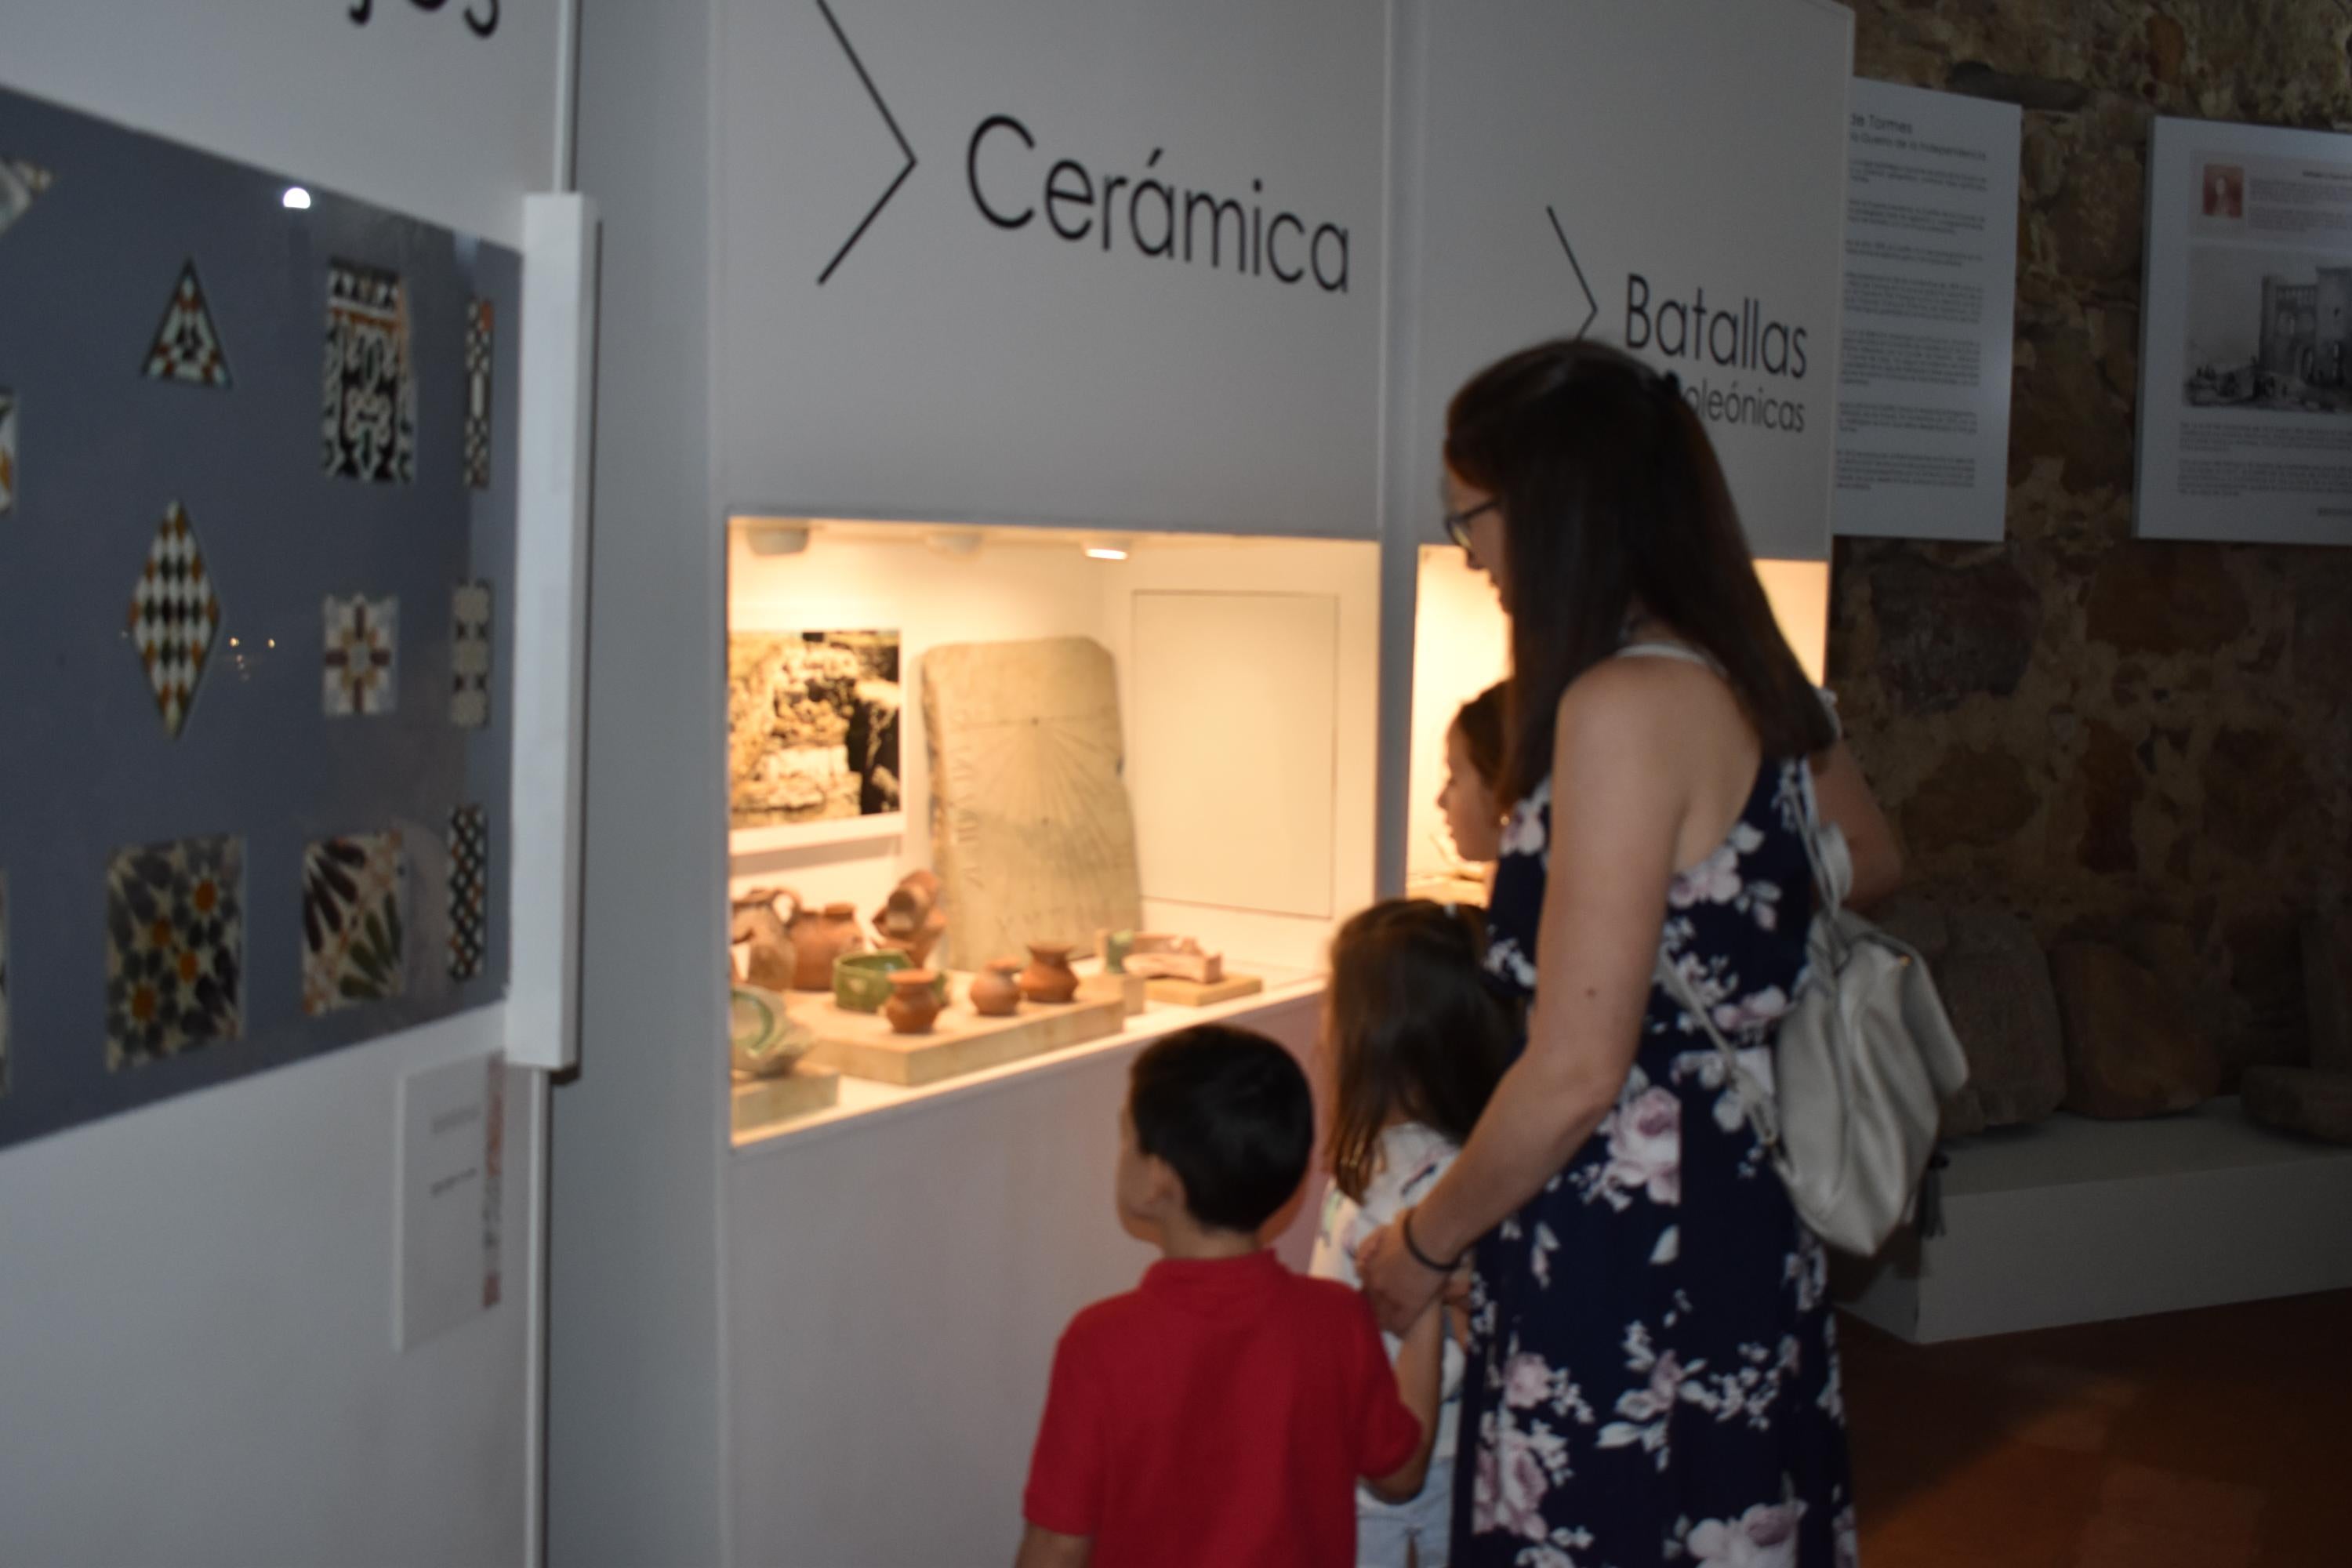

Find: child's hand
<box><xmin>1356</xmin><ymin>1218</ymin><xmax>1450</xmax><ymax>1334</ymax></box>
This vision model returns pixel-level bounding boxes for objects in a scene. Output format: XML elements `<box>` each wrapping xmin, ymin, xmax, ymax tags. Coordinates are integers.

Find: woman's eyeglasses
<box><xmin>1443</xmin><ymin>499</ymin><xmax>1497</xmax><ymax>551</ymax></box>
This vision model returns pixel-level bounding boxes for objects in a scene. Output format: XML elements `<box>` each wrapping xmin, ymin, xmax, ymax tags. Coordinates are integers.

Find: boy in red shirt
<box><xmin>1017</xmin><ymin>1025</ymin><xmax>1445</xmax><ymax>1568</ymax></box>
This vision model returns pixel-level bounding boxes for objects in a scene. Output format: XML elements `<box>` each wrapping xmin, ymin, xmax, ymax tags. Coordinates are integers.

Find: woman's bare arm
<box><xmin>1013</xmin><ymin>1525</ymin><xmax>1091</xmax><ymax>1568</ymax></box>
<box><xmin>1810</xmin><ymin>740</ymin><xmax>1901</xmax><ymax>910</ymax></box>
<box><xmin>1359</xmin><ymin>662</ymin><xmax>1690</xmax><ymax>1329</ymax></box>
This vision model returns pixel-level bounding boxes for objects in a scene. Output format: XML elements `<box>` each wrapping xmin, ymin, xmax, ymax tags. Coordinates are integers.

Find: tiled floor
<box><xmin>1844</xmin><ymin>1290</ymin><xmax>2345</xmax><ymax>1568</ymax></box>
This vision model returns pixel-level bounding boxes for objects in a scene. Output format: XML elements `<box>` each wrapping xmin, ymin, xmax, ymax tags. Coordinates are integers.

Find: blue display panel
<box><xmin>0</xmin><ymin>84</ymin><xmax>517</xmax><ymax>1149</ymax></box>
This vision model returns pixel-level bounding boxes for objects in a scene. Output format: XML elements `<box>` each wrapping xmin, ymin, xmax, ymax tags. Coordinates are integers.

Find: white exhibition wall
<box><xmin>0</xmin><ymin>3</ymin><xmax>563</xmax><ymax>1563</ymax></box>
<box><xmin>548</xmin><ymin>0</ymin><xmax>729</xmax><ymax>1563</ymax></box>
<box><xmin>710</xmin><ymin>0</ymin><xmax>1387</xmax><ymax>537</ymax></box>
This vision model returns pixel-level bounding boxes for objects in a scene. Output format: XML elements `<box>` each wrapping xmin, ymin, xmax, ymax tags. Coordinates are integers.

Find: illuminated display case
<box><xmin>724</xmin><ymin>517</ymin><xmax>1378</xmax><ymax>1142</ymax></box>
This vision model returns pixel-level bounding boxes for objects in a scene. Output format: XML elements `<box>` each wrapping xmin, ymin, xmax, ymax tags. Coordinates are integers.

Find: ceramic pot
<box><xmin>872</xmin><ymin>869</ymin><xmax>948</xmax><ymax>970</ymax></box>
<box><xmin>789</xmin><ymin>899</ymin><xmax>867</xmax><ymax>990</ymax></box>
<box><xmin>884</xmin><ymin>969</ymin><xmax>944</xmax><ymax>1035</ymax></box>
<box><xmin>1019</xmin><ymin>942</ymin><xmax>1080</xmax><ymax>1005</ymax></box>
<box><xmin>833</xmin><ymin>949</ymin><xmax>913</xmax><ymax>1012</ymax></box>
<box><xmin>969</xmin><ymin>958</ymin><xmax>1023</xmax><ymax>1018</ymax></box>
<box><xmin>729</xmin><ymin>889</ymin><xmax>799</xmax><ymax>993</ymax></box>
<box><xmin>728</xmin><ymin>983</ymin><xmax>815</xmax><ymax>1078</ymax></box>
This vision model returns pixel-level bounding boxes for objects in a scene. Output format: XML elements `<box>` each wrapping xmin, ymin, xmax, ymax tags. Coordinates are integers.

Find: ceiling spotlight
<box><xmin>281</xmin><ymin>187</ymin><xmax>313</xmax><ymax>211</ymax></box>
<box><xmin>1083</xmin><ymin>537</ymin><xmax>1132</xmax><ymax>561</ymax></box>
<box><xmin>746</xmin><ymin>523</ymin><xmax>811</xmax><ymax>556</ymax></box>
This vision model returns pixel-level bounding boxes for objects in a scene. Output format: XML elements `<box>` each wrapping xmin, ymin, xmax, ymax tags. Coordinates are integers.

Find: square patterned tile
<box><xmin>142</xmin><ymin>259</ymin><xmax>232</xmax><ymax>387</ymax></box>
<box><xmin>463</xmin><ymin>299</ymin><xmax>493</xmax><ymax>491</ymax></box>
<box><xmin>448</xmin><ymin>805</ymin><xmax>487</xmax><ymax>980</ymax></box>
<box><xmin>321</xmin><ymin>593</ymin><xmax>397</xmax><ymax>717</ymax></box>
<box><xmin>0</xmin><ymin>388</ymin><xmax>16</xmax><ymax>516</ymax></box>
<box><xmin>104</xmin><ymin>834</ymin><xmax>244</xmax><ymax>1069</ymax></box>
<box><xmin>452</xmin><ymin>580</ymin><xmax>491</xmax><ymax>728</ymax></box>
<box><xmin>301</xmin><ymin>830</ymin><xmax>407</xmax><ymax>1014</ymax></box>
<box><xmin>321</xmin><ymin>260</ymin><xmax>415</xmax><ymax>483</ymax></box>
<box><xmin>0</xmin><ymin>869</ymin><xmax>10</xmax><ymax>1094</ymax></box>
<box><xmin>127</xmin><ymin>499</ymin><xmax>222</xmax><ymax>739</ymax></box>
<box><xmin>0</xmin><ymin>155</ymin><xmax>53</xmax><ymax>240</ymax></box>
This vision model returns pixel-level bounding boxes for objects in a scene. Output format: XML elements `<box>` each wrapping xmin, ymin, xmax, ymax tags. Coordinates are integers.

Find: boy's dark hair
<box><xmin>1326</xmin><ymin>900</ymin><xmax>1508</xmax><ymax>1205</ymax></box>
<box><xmin>1129</xmin><ymin>1025</ymin><xmax>1313</xmax><ymax>1235</ymax></box>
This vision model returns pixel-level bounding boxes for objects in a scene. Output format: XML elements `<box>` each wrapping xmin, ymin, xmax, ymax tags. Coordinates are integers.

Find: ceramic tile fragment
<box><xmin>448</xmin><ymin>804</ymin><xmax>488</xmax><ymax>980</ymax></box>
<box><xmin>451</xmin><ymin>580</ymin><xmax>491</xmax><ymax>728</ymax></box>
<box><xmin>0</xmin><ymin>155</ymin><xmax>53</xmax><ymax>240</ymax></box>
<box><xmin>0</xmin><ymin>869</ymin><xmax>10</xmax><ymax>1095</ymax></box>
<box><xmin>321</xmin><ymin>593</ymin><xmax>398</xmax><ymax>716</ymax></box>
<box><xmin>0</xmin><ymin>389</ymin><xmax>16</xmax><ymax>516</ymax></box>
<box><xmin>321</xmin><ymin>259</ymin><xmax>415</xmax><ymax>482</ymax></box>
<box><xmin>104</xmin><ymin>834</ymin><xmax>244</xmax><ymax>1069</ymax></box>
<box><xmin>142</xmin><ymin>260</ymin><xmax>233</xmax><ymax>387</ymax></box>
<box><xmin>126</xmin><ymin>499</ymin><xmax>222</xmax><ymax>739</ymax></box>
<box><xmin>463</xmin><ymin>299</ymin><xmax>493</xmax><ymax>491</ymax></box>
<box><xmin>301</xmin><ymin>830</ymin><xmax>407</xmax><ymax>1014</ymax></box>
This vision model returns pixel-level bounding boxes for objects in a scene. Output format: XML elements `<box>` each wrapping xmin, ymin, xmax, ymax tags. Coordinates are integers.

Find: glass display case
<box><xmin>1404</xmin><ymin>545</ymin><xmax>1831</xmax><ymax>903</ymax></box>
<box><xmin>724</xmin><ymin>517</ymin><xmax>1379</xmax><ymax>1142</ymax></box>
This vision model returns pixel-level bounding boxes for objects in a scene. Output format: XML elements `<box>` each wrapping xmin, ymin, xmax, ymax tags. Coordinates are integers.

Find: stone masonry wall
<box><xmin>1831</xmin><ymin>2</ymin><xmax>2352</xmax><ymax>1079</ymax></box>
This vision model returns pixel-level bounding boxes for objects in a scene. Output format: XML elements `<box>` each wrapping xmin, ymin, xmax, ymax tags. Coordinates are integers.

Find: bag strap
<box><xmin>1652</xmin><ymin>947</ymin><xmax>1783</xmax><ymax>1153</ymax></box>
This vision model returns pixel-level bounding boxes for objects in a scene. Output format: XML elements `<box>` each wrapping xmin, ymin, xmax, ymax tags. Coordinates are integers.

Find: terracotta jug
<box><xmin>872</xmin><ymin>869</ymin><xmax>948</xmax><ymax>970</ymax></box>
<box><xmin>728</xmin><ymin>888</ymin><xmax>799</xmax><ymax>993</ymax></box>
<box><xmin>789</xmin><ymin>898</ymin><xmax>867</xmax><ymax>991</ymax></box>
<box><xmin>884</xmin><ymin>968</ymin><xmax>944</xmax><ymax>1035</ymax></box>
<box><xmin>969</xmin><ymin>958</ymin><xmax>1023</xmax><ymax>1018</ymax></box>
<box><xmin>1019</xmin><ymin>942</ymin><xmax>1080</xmax><ymax>1006</ymax></box>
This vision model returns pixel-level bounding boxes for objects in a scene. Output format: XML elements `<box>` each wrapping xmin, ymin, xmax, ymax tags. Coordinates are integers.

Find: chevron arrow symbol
<box><xmin>815</xmin><ymin>0</ymin><xmax>918</xmax><ymax>285</ymax></box>
<box><xmin>1546</xmin><ymin>205</ymin><xmax>1599</xmax><ymax>339</ymax></box>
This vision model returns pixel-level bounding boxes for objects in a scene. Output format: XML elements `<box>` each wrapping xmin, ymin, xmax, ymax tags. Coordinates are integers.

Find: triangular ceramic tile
<box><xmin>0</xmin><ymin>157</ymin><xmax>52</xmax><ymax>241</ymax></box>
<box><xmin>0</xmin><ymin>390</ymin><xmax>16</xmax><ymax>517</ymax></box>
<box><xmin>143</xmin><ymin>260</ymin><xmax>233</xmax><ymax>387</ymax></box>
<box><xmin>126</xmin><ymin>500</ymin><xmax>222</xmax><ymax>738</ymax></box>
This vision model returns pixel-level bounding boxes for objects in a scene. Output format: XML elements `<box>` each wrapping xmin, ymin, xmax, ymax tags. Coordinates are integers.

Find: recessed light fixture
<box><xmin>281</xmin><ymin>187</ymin><xmax>312</xmax><ymax>211</ymax></box>
<box><xmin>926</xmin><ymin>530</ymin><xmax>984</xmax><ymax>557</ymax></box>
<box><xmin>1083</xmin><ymin>536</ymin><xmax>1132</xmax><ymax>561</ymax></box>
<box><xmin>746</xmin><ymin>523</ymin><xmax>812</xmax><ymax>556</ymax></box>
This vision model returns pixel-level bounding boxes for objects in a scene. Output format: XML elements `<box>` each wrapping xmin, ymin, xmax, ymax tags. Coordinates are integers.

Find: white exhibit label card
<box><xmin>2137</xmin><ymin>116</ymin><xmax>2352</xmax><ymax>545</ymax></box>
<box><xmin>1833</xmin><ymin>80</ymin><xmax>2020</xmax><ymax>541</ymax></box>
<box><xmin>395</xmin><ymin>1051</ymin><xmax>506</xmax><ymax>1351</ymax></box>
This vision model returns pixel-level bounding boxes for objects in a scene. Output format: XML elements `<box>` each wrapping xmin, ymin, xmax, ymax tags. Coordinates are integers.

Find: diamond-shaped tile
<box><xmin>301</xmin><ymin>830</ymin><xmax>407</xmax><ymax>1014</ymax></box>
<box><xmin>0</xmin><ymin>155</ymin><xmax>52</xmax><ymax>241</ymax></box>
<box><xmin>143</xmin><ymin>259</ymin><xmax>232</xmax><ymax>387</ymax></box>
<box><xmin>449</xmin><ymin>804</ymin><xmax>488</xmax><ymax>980</ymax></box>
<box><xmin>452</xmin><ymin>580</ymin><xmax>491</xmax><ymax>728</ymax></box>
<box><xmin>322</xmin><ymin>593</ymin><xmax>398</xmax><ymax>717</ymax></box>
<box><xmin>127</xmin><ymin>500</ymin><xmax>222</xmax><ymax>739</ymax></box>
<box><xmin>104</xmin><ymin>834</ymin><xmax>244</xmax><ymax>1070</ymax></box>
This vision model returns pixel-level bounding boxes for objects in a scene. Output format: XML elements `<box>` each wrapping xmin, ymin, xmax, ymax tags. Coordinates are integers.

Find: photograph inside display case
<box><xmin>724</xmin><ymin>519</ymin><xmax>1377</xmax><ymax>1139</ymax></box>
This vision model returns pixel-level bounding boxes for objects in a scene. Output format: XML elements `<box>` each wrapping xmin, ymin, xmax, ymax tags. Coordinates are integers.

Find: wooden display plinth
<box><xmin>1144</xmin><ymin>972</ymin><xmax>1265</xmax><ymax>1007</ymax></box>
<box><xmin>1079</xmin><ymin>971</ymin><xmax>1149</xmax><ymax>1017</ymax></box>
<box><xmin>731</xmin><ymin>1063</ymin><xmax>842</xmax><ymax>1135</ymax></box>
<box><xmin>802</xmin><ymin>991</ymin><xmax>1126</xmax><ymax>1087</ymax></box>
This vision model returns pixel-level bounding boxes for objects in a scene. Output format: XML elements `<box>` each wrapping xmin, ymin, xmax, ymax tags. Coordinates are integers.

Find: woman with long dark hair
<box><xmin>1356</xmin><ymin>340</ymin><xmax>1900</xmax><ymax>1566</ymax></box>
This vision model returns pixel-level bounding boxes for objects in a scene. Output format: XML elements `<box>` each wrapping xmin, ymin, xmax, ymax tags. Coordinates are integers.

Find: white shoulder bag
<box><xmin>1625</xmin><ymin>644</ymin><xmax>1971</xmax><ymax>1255</ymax></box>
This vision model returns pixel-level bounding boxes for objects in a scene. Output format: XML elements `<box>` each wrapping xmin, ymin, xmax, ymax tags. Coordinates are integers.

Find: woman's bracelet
<box><xmin>1399</xmin><ymin>1206</ymin><xmax>1459</xmax><ymax>1273</ymax></box>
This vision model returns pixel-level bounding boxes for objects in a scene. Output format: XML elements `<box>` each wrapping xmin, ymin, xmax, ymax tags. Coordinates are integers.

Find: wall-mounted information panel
<box><xmin>712</xmin><ymin>0</ymin><xmax>1385</xmax><ymax>538</ymax></box>
<box><xmin>1392</xmin><ymin>0</ymin><xmax>1854</xmax><ymax>562</ymax></box>
<box><xmin>0</xmin><ymin>85</ymin><xmax>517</xmax><ymax>1149</ymax></box>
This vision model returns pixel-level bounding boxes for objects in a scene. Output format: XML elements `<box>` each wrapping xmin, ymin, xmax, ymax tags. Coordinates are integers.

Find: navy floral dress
<box><xmin>1459</xmin><ymin>754</ymin><xmax>1857</xmax><ymax>1568</ymax></box>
